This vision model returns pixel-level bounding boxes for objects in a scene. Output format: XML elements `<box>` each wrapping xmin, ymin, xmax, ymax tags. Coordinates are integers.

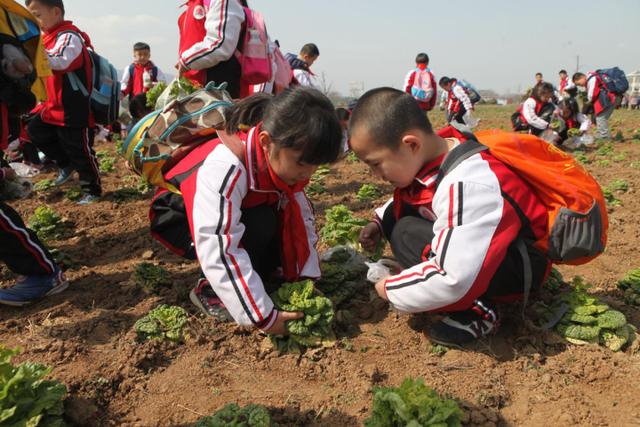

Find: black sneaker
<box><xmin>428</xmin><ymin>301</ymin><xmax>499</xmax><ymax>347</ymax></box>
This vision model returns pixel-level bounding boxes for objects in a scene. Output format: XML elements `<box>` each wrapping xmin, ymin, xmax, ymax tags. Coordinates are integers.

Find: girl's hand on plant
<box><xmin>360</xmin><ymin>222</ymin><xmax>382</xmax><ymax>252</ymax></box>
<box><xmin>263</xmin><ymin>310</ymin><xmax>304</xmax><ymax>336</ymax></box>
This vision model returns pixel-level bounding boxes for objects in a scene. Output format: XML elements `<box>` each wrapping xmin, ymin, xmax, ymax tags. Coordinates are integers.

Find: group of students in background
<box><xmin>0</xmin><ymin>0</ymin><xmax>620</xmax><ymax>347</ymax></box>
<box><xmin>512</xmin><ymin>68</ymin><xmax>628</xmax><ymax>143</ymax></box>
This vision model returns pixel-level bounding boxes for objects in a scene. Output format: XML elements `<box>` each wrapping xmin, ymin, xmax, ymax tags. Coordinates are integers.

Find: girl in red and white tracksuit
<box><xmin>178</xmin><ymin>0</ymin><xmax>248</xmax><ymax>98</ymax></box>
<box><xmin>149</xmin><ymin>87</ymin><xmax>343</xmax><ymax>335</ymax></box>
<box><xmin>512</xmin><ymin>82</ymin><xmax>556</xmax><ymax>136</ymax></box>
<box><xmin>439</xmin><ymin>77</ymin><xmax>474</xmax><ymax>126</ymax></box>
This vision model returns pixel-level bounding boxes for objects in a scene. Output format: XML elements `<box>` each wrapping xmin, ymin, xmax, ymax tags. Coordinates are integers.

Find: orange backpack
<box><xmin>440</xmin><ymin>129</ymin><xmax>608</xmax><ymax>266</ymax></box>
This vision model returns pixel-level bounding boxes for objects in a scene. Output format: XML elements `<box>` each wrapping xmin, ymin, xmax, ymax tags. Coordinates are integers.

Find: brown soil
<box><xmin>1</xmin><ymin>106</ymin><xmax>640</xmax><ymax>427</ymax></box>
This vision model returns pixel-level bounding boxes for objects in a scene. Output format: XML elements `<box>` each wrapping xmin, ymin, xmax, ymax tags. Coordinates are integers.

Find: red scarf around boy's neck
<box><xmin>43</xmin><ymin>20</ymin><xmax>92</xmax><ymax>49</ymax></box>
<box><xmin>392</xmin><ymin>127</ymin><xmax>465</xmax><ymax>219</ymax></box>
<box><xmin>242</xmin><ymin>125</ymin><xmax>311</xmax><ymax>281</ymax></box>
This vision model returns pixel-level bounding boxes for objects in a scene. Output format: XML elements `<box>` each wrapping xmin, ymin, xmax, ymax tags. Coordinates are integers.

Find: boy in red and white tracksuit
<box><xmin>404</xmin><ymin>52</ymin><xmax>437</xmax><ymax>112</ymax></box>
<box><xmin>121</xmin><ymin>42</ymin><xmax>166</xmax><ymax>100</ymax></box>
<box><xmin>350</xmin><ymin>88</ymin><xmax>550</xmax><ymax>346</ymax></box>
<box><xmin>178</xmin><ymin>0</ymin><xmax>246</xmax><ymax>98</ymax></box>
<box><xmin>26</xmin><ymin>1</ymin><xmax>101</xmax><ymax>203</ymax></box>
<box><xmin>573</xmin><ymin>71</ymin><xmax>617</xmax><ymax>140</ymax></box>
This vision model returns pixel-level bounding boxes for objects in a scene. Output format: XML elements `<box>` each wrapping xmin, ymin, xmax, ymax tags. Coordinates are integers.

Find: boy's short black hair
<box><xmin>415</xmin><ymin>52</ymin><xmax>429</xmax><ymax>65</ymax></box>
<box><xmin>349</xmin><ymin>87</ymin><xmax>434</xmax><ymax>150</ymax></box>
<box><xmin>133</xmin><ymin>42</ymin><xmax>151</xmax><ymax>52</ymax></box>
<box><xmin>559</xmin><ymin>69</ymin><xmax>567</xmax><ymax>75</ymax></box>
<box><xmin>25</xmin><ymin>0</ymin><xmax>64</xmax><ymax>14</ymax></box>
<box><xmin>439</xmin><ymin>76</ymin><xmax>452</xmax><ymax>87</ymax></box>
<box><xmin>300</xmin><ymin>43</ymin><xmax>320</xmax><ymax>58</ymax></box>
<box><xmin>572</xmin><ymin>72</ymin><xmax>586</xmax><ymax>82</ymax></box>
<box><xmin>535</xmin><ymin>72</ymin><xmax>543</xmax><ymax>77</ymax></box>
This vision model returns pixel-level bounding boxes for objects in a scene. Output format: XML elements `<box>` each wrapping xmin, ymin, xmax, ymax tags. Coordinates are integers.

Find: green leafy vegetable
<box><xmin>535</xmin><ymin>277</ymin><xmax>636</xmax><ymax>351</ymax></box>
<box><xmin>357</xmin><ymin>184</ymin><xmax>383</xmax><ymax>202</ymax></box>
<box><xmin>28</xmin><ymin>206</ymin><xmax>67</xmax><ymax>241</ymax></box>
<box><xmin>320</xmin><ymin>205</ymin><xmax>368</xmax><ymax>248</ymax></box>
<box><xmin>567</xmin><ymin>128</ymin><xmax>582</xmax><ymax>137</ymax></box>
<box><xmin>33</xmin><ymin>179</ymin><xmax>55</xmax><ymax>193</ymax></box>
<box><xmin>617</xmin><ymin>268</ymin><xmax>640</xmax><ymax>305</ymax></box>
<box><xmin>134</xmin><ymin>263</ymin><xmax>171</xmax><ymax>294</ymax></box>
<box><xmin>195</xmin><ymin>403</ymin><xmax>271</xmax><ymax>427</ymax></box>
<box><xmin>134</xmin><ymin>305</ymin><xmax>189</xmax><ymax>343</ymax></box>
<box><xmin>596</xmin><ymin>142</ymin><xmax>614</xmax><ymax>157</ymax></box>
<box><xmin>543</xmin><ymin>267</ymin><xmax>564</xmax><ymax>292</ymax></box>
<box><xmin>365</xmin><ymin>377</ymin><xmax>463</xmax><ymax>427</ymax></box>
<box><xmin>0</xmin><ymin>346</ymin><xmax>67</xmax><ymax>427</ymax></box>
<box><xmin>65</xmin><ymin>187</ymin><xmax>83</xmax><ymax>202</ymax></box>
<box><xmin>146</xmin><ymin>81</ymin><xmax>168</xmax><ymax>108</ymax></box>
<box><xmin>270</xmin><ymin>280</ymin><xmax>335</xmax><ymax>353</ymax></box>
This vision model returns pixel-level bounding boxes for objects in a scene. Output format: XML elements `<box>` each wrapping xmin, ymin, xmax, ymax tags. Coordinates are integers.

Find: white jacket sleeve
<box><xmin>180</xmin><ymin>0</ymin><xmax>245</xmax><ymax>71</ymax></box>
<box><xmin>191</xmin><ymin>150</ymin><xmax>277</xmax><ymax>329</ymax></box>
<box><xmin>522</xmin><ymin>98</ymin><xmax>549</xmax><ymax>130</ymax></box>
<box><xmin>120</xmin><ymin>66</ymin><xmax>131</xmax><ymax>93</ymax></box>
<box><xmin>46</xmin><ymin>32</ymin><xmax>84</xmax><ymax>71</ymax></box>
<box><xmin>587</xmin><ymin>77</ymin><xmax>597</xmax><ymax>102</ymax></box>
<box><xmin>453</xmin><ymin>85</ymin><xmax>473</xmax><ymax>111</ymax></box>
<box><xmin>577</xmin><ymin>113</ymin><xmax>592</xmax><ymax>133</ymax></box>
<box><xmin>293</xmin><ymin>69</ymin><xmax>316</xmax><ymax>88</ymax></box>
<box><xmin>294</xmin><ymin>192</ymin><xmax>321</xmax><ymax>278</ymax></box>
<box><xmin>384</xmin><ymin>176</ymin><xmax>515</xmax><ymax>313</ymax></box>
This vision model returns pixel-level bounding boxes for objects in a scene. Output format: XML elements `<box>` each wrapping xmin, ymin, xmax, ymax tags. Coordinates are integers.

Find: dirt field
<box><xmin>1</xmin><ymin>105</ymin><xmax>640</xmax><ymax>426</ymax></box>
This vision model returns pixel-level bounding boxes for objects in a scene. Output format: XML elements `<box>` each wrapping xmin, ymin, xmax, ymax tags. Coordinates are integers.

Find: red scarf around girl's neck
<box><xmin>243</xmin><ymin>125</ymin><xmax>311</xmax><ymax>281</ymax></box>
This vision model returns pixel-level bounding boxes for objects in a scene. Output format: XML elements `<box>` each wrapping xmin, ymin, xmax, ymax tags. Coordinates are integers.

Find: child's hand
<box><xmin>374</xmin><ymin>279</ymin><xmax>389</xmax><ymax>301</ymax></box>
<box><xmin>360</xmin><ymin>222</ymin><xmax>381</xmax><ymax>252</ymax></box>
<box><xmin>263</xmin><ymin>310</ymin><xmax>304</xmax><ymax>336</ymax></box>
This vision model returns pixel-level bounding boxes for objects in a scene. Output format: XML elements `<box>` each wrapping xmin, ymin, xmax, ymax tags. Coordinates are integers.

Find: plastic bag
<box><xmin>9</xmin><ymin>162</ymin><xmax>39</xmax><ymax>178</ymax></box>
<box><xmin>365</xmin><ymin>259</ymin><xmax>403</xmax><ymax>283</ymax></box>
<box><xmin>463</xmin><ymin>111</ymin><xmax>480</xmax><ymax>129</ymax></box>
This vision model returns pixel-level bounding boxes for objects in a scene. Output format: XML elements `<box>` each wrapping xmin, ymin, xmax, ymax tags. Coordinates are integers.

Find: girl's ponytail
<box><xmin>225</xmin><ymin>93</ymin><xmax>272</xmax><ymax>133</ymax></box>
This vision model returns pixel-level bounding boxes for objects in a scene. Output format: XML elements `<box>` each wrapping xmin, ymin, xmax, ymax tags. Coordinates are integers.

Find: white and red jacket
<box><xmin>163</xmin><ymin>126</ymin><xmax>320</xmax><ymax>328</ymax></box>
<box><xmin>34</xmin><ymin>21</ymin><xmax>93</xmax><ymax>128</ymax></box>
<box><xmin>178</xmin><ymin>0</ymin><xmax>244</xmax><ymax>80</ymax></box>
<box><xmin>446</xmin><ymin>81</ymin><xmax>473</xmax><ymax>114</ymax></box>
<box><xmin>121</xmin><ymin>61</ymin><xmax>165</xmax><ymax>98</ymax></box>
<box><xmin>404</xmin><ymin>65</ymin><xmax>437</xmax><ymax>111</ymax></box>
<box><xmin>375</xmin><ymin>127</ymin><xmax>548</xmax><ymax>313</ymax></box>
<box><xmin>586</xmin><ymin>71</ymin><xmax>616</xmax><ymax>115</ymax></box>
<box><xmin>519</xmin><ymin>97</ymin><xmax>550</xmax><ymax>130</ymax></box>
<box><xmin>558</xmin><ymin>77</ymin><xmax>575</xmax><ymax>97</ymax></box>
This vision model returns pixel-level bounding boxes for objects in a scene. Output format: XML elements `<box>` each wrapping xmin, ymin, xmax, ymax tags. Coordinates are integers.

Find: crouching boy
<box><xmin>350</xmin><ymin>88</ymin><xmax>551</xmax><ymax>347</ymax></box>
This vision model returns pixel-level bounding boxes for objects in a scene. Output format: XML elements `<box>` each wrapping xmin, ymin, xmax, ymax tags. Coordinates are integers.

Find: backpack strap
<box><xmin>435</xmin><ymin>135</ymin><xmax>487</xmax><ymax>188</ymax></box>
<box><xmin>127</xmin><ymin>63</ymin><xmax>135</xmax><ymax>94</ymax></box>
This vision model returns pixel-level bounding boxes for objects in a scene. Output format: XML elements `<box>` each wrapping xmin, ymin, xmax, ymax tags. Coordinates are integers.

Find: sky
<box><xmin>59</xmin><ymin>0</ymin><xmax>640</xmax><ymax>96</ymax></box>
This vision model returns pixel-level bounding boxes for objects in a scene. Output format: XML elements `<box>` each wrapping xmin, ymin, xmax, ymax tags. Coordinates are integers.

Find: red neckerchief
<box><xmin>393</xmin><ymin>153</ymin><xmax>446</xmax><ymax>219</ymax></box>
<box><xmin>130</xmin><ymin>62</ymin><xmax>156</xmax><ymax>95</ymax></box>
<box><xmin>43</xmin><ymin>21</ymin><xmax>93</xmax><ymax>49</ymax></box>
<box><xmin>392</xmin><ymin>126</ymin><xmax>469</xmax><ymax>219</ymax></box>
<box><xmin>417</xmin><ymin>63</ymin><xmax>427</xmax><ymax>70</ymax></box>
<box><xmin>242</xmin><ymin>125</ymin><xmax>310</xmax><ymax>281</ymax></box>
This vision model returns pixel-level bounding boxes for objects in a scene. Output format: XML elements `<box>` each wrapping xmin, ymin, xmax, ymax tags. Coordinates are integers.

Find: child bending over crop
<box><xmin>350</xmin><ymin>88</ymin><xmax>550</xmax><ymax>347</ymax></box>
<box><xmin>511</xmin><ymin>82</ymin><xmax>556</xmax><ymax>136</ymax></box>
<box><xmin>149</xmin><ymin>86</ymin><xmax>342</xmax><ymax>335</ymax></box>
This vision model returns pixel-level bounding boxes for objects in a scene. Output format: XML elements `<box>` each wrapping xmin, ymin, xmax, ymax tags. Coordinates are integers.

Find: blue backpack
<box><xmin>65</xmin><ymin>33</ymin><xmax>120</xmax><ymax>125</ymax></box>
<box><xmin>456</xmin><ymin>79</ymin><xmax>482</xmax><ymax>104</ymax></box>
<box><xmin>596</xmin><ymin>67</ymin><xmax>629</xmax><ymax>95</ymax></box>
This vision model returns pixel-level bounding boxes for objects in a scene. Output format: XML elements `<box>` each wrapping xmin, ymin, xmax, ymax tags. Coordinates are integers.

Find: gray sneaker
<box><xmin>54</xmin><ymin>167</ymin><xmax>74</xmax><ymax>186</ymax></box>
<box><xmin>77</xmin><ymin>194</ymin><xmax>100</xmax><ymax>205</ymax></box>
<box><xmin>189</xmin><ymin>278</ymin><xmax>232</xmax><ymax>321</ymax></box>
